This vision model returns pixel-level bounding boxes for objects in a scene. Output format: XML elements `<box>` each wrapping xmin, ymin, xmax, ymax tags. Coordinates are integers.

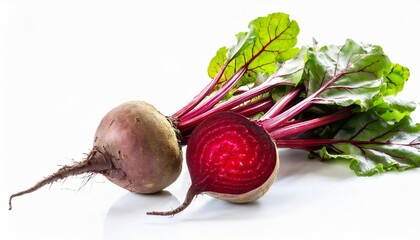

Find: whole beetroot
<box><xmin>9</xmin><ymin>101</ymin><xmax>182</xmax><ymax>209</ymax></box>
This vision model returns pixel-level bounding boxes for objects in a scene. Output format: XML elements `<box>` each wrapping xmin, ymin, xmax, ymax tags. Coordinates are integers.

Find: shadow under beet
<box><xmin>103</xmin><ymin>191</ymin><xmax>180</xmax><ymax>240</ymax></box>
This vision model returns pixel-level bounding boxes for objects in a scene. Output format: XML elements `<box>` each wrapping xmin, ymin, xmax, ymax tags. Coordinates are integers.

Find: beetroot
<box><xmin>147</xmin><ymin>111</ymin><xmax>279</xmax><ymax>216</ymax></box>
<box><xmin>9</xmin><ymin>12</ymin><xmax>297</xmax><ymax>210</ymax></box>
<box><xmin>9</xmin><ymin>101</ymin><xmax>183</xmax><ymax>210</ymax></box>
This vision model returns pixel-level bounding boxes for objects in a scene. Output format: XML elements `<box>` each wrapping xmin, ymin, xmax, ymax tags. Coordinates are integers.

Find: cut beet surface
<box><xmin>148</xmin><ymin>111</ymin><xmax>279</xmax><ymax>216</ymax></box>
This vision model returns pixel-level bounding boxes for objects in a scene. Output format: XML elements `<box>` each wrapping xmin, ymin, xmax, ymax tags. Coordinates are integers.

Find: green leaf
<box><xmin>207</xmin><ymin>12</ymin><xmax>300</xmax><ymax>89</ymax></box>
<box><xmin>207</xmin><ymin>47</ymin><xmax>229</xmax><ymax>84</ymax></box>
<box><xmin>305</xmin><ymin>39</ymin><xmax>392</xmax><ymax>111</ymax></box>
<box><xmin>312</xmin><ymin>111</ymin><xmax>420</xmax><ymax>176</ymax></box>
<box><xmin>382</xmin><ymin>63</ymin><xmax>410</xmax><ymax>96</ymax></box>
<box><xmin>374</xmin><ymin>96</ymin><xmax>417</xmax><ymax>124</ymax></box>
<box><xmin>269</xmin><ymin>47</ymin><xmax>308</xmax><ymax>101</ymax></box>
<box><xmin>271</xmin><ymin>46</ymin><xmax>307</xmax><ymax>86</ymax></box>
<box><xmin>227</xmin><ymin>31</ymin><xmax>257</xmax><ymax>61</ymax></box>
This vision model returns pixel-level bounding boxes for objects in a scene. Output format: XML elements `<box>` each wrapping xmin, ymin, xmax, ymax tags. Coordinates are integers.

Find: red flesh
<box><xmin>187</xmin><ymin>112</ymin><xmax>277</xmax><ymax>194</ymax></box>
<box><xmin>148</xmin><ymin>111</ymin><xmax>278</xmax><ymax>216</ymax></box>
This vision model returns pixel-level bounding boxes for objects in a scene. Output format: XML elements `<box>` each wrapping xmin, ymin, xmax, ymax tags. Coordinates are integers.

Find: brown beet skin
<box><xmin>94</xmin><ymin>101</ymin><xmax>183</xmax><ymax>193</ymax></box>
<box><xmin>9</xmin><ymin>101</ymin><xmax>183</xmax><ymax>210</ymax></box>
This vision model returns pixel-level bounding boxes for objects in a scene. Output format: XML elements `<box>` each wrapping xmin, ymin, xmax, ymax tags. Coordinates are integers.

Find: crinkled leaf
<box><xmin>269</xmin><ymin>47</ymin><xmax>308</xmax><ymax>101</ymax></box>
<box><xmin>228</xmin><ymin>31</ymin><xmax>256</xmax><ymax>61</ymax></box>
<box><xmin>207</xmin><ymin>12</ymin><xmax>300</xmax><ymax>89</ymax></box>
<box><xmin>312</xmin><ymin>111</ymin><xmax>420</xmax><ymax>176</ymax></box>
<box><xmin>374</xmin><ymin>96</ymin><xmax>417</xmax><ymax>124</ymax></box>
<box><xmin>271</xmin><ymin>46</ymin><xmax>307</xmax><ymax>86</ymax></box>
<box><xmin>382</xmin><ymin>63</ymin><xmax>410</xmax><ymax>96</ymax></box>
<box><xmin>305</xmin><ymin>39</ymin><xmax>392</xmax><ymax>111</ymax></box>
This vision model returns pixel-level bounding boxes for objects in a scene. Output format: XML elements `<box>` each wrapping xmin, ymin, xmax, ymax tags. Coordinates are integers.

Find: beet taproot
<box><xmin>9</xmin><ymin>101</ymin><xmax>182</xmax><ymax>210</ymax></box>
<box><xmin>147</xmin><ymin>111</ymin><xmax>279</xmax><ymax>216</ymax></box>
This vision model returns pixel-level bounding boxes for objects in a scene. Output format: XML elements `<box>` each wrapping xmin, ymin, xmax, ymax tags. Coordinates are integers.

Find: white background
<box><xmin>1</xmin><ymin>0</ymin><xmax>420</xmax><ymax>239</ymax></box>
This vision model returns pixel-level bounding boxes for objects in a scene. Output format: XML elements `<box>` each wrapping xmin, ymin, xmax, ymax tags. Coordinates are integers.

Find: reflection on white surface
<box><xmin>103</xmin><ymin>191</ymin><xmax>180</xmax><ymax>240</ymax></box>
<box><xmin>96</xmin><ymin>149</ymin><xmax>420</xmax><ymax>240</ymax></box>
<box><xmin>101</xmin><ymin>150</ymin><xmax>362</xmax><ymax>240</ymax></box>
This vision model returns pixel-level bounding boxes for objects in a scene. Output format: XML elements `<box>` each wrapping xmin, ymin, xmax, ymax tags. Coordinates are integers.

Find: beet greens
<box><xmin>172</xmin><ymin>13</ymin><xmax>300</xmax><ymax>134</ymax></box>
<box><xmin>171</xmin><ymin>13</ymin><xmax>419</xmax><ymax>176</ymax></box>
<box><xmin>148</xmin><ymin>34</ymin><xmax>419</xmax><ymax>215</ymax></box>
<box><xmin>259</xmin><ymin>39</ymin><xmax>419</xmax><ymax>175</ymax></box>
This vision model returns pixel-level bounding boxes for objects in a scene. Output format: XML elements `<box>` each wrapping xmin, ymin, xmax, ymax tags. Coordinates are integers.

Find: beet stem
<box><xmin>262</xmin><ymin>72</ymin><xmax>346</xmax><ymax>131</ymax></box>
<box><xmin>269</xmin><ymin>107</ymin><xmax>354</xmax><ymax>139</ymax></box>
<box><xmin>178</xmin><ymin>72</ymin><xmax>279</xmax><ymax>133</ymax></box>
<box><xmin>146</xmin><ymin>188</ymin><xmax>197</xmax><ymax>216</ymax></box>
<box><xmin>172</xmin><ymin>62</ymin><xmax>229</xmax><ymax>118</ymax></box>
<box><xmin>8</xmin><ymin>148</ymin><xmax>112</xmax><ymax>210</ymax></box>
<box><xmin>260</xmin><ymin>87</ymin><xmax>301</xmax><ymax>121</ymax></box>
<box><xmin>233</xmin><ymin>97</ymin><xmax>274</xmax><ymax>117</ymax></box>
<box><xmin>276</xmin><ymin>138</ymin><xmax>406</xmax><ymax>148</ymax></box>
<box><xmin>179</xmin><ymin>67</ymin><xmax>247</xmax><ymax>122</ymax></box>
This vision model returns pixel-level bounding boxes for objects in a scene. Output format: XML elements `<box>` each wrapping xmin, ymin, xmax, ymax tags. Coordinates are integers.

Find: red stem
<box><xmin>172</xmin><ymin>62</ymin><xmax>229</xmax><ymax>118</ymax></box>
<box><xmin>174</xmin><ymin>24</ymin><xmax>296</xmax><ymax>127</ymax></box>
<box><xmin>262</xmin><ymin>72</ymin><xmax>345</xmax><ymax>131</ymax></box>
<box><xmin>178</xmin><ymin>78</ymin><xmax>285</xmax><ymax>132</ymax></box>
<box><xmin>179</xmin><ymin>67</ymin><xmax>247</xmax><ymax>122</ymax></box>
<box><xmin>275</xmin><ymin>138</ymin><xmax>403</xmax><ymax>149</ymax></box>
<box><xmin>232</xmin><ymin>97</ymin><xmax>274</xmax><ymax>117</ymax></box>
<box><xmin>260</xmin><ymin>87</ymin><xmax>301</xmax><ymax>121</ymax></box>
<box><xmin>268</xmin><ymin>107</ymin><xmax>354</xmax><ymax>139</ymax></box>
